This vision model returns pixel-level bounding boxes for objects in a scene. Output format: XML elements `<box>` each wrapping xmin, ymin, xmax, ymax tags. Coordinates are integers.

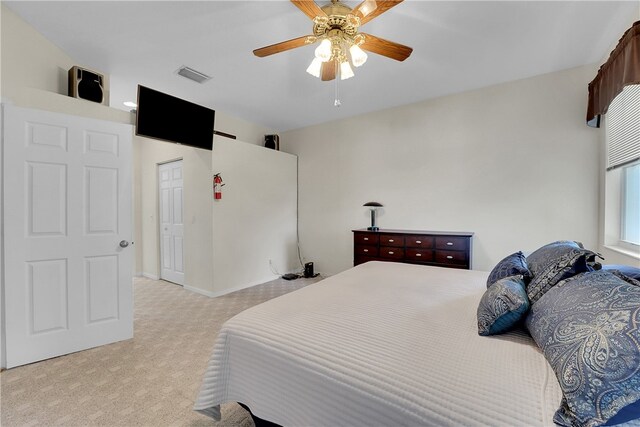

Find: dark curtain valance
<box><xmin>587</xmin><ymin>20</ymin><xmax>640</xmax><ymax>127</ymax></box>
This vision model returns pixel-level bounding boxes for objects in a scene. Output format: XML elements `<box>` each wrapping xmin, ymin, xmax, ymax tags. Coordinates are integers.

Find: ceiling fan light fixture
<box><xmin>306</xmin><ymin>57</ymin><xmax>323</xmax><ymax>78</ymax></box>
<box><xmin>340</xmin><ymin>61</ymin><xmax>354</xmax><ymax>80</ymax></box>
<box><xmin>315</xmin><ymin>39</ymin><xmax>332</xmax><ymax>62</ymax></box>
<box><xmin>349</xmin><ymin>44</ymin><xmax>368</xmax><ymax>67</ymax></box>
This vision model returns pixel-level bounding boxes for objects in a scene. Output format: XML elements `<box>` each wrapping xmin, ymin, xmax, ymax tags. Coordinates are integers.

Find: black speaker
<box><xmin>304</xmin><ymin>262</ymin><xmax>314</xmax><ymax>278</ymax></box>
<box><xmin>68</xmin><ymin>66</ymin><xmax>105</xmax><ymax>104</ymax></box>
<box><xmin>265</xmin><ymin>134</ymin><xmax>280</xmax><ymax>150</ymax></box>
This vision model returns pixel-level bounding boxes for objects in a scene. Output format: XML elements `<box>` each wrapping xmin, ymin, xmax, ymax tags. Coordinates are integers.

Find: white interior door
<box><xmin>158</xmin><ymin>160</ymin><xmax>185</xmax><ymax>286</ymax></box>
<box><xmin>3</xmin><ymin>105</ymin><xmax>133</xmax><ymax>369</ymax></box>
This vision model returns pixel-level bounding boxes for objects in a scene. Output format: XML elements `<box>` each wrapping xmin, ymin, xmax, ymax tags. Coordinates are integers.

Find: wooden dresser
<box><xmin>353</xmin><ymin>229</ymin><xmax>474</xmax><ymax>270</ymax></box>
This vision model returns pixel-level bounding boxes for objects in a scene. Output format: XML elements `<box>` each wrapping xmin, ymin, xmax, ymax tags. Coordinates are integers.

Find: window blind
<box><xmin>606</xmin><ymin>84</ymin><xmax>640</xmax><ymax>170</ymax></box>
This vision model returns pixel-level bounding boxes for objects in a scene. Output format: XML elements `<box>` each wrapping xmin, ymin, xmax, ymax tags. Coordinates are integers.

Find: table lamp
<box><xmin>363</xmin><ymin>202</ymin><xmax>383</xmax><ymax>231</ymax></box>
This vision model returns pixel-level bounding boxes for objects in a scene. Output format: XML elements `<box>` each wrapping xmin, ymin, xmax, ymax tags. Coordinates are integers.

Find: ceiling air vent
<box><xmin>176</xmin><ymin>66</ymin><xmax>211</xmax><ymax>84</ymax></box>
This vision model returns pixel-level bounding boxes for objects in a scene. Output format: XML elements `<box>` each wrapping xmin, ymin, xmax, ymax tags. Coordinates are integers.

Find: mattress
<box><xmin>195</xmin><ymin>261</ymin><xmax>563</xmax><ymax>426</ymax></box>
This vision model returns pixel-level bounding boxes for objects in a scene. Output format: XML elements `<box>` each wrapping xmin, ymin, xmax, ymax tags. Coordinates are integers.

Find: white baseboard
<box><xmin>142</xmin><ymin>272</ymin><xmax>159</xmax><ymax>280</ymax></box>
<box><xmin>184</xmin><ymin>274</ymin><xmax>280</xmax><ymax>298</ymax></box>
<box><xmin>183</xmin><ymin>285</ymin><xmax>217</xmax><ymax>298</ymax></box>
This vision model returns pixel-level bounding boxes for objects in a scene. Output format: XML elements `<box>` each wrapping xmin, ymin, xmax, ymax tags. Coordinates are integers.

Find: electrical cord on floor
<box><xmin>269</xmin><ymin>259</ymin><xmax>282</xmax><ymax>276</ymax></box>
<box><xmin>295</xmin><ymin>157</ymin><xmax>305</xmax><ymax>270</ymax></box>
<box><xmin>271</xmin><ymin>260</ymin><xmax>305</xmax><ymax>280</ymax></box>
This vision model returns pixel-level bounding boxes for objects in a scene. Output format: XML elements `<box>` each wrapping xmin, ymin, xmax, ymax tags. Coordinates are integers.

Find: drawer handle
<box><xmin>388</xmin><ymin>251</ymin><xmax>394</xmax><ymax>255</ymax></box>
<box><xmin>416</xmin><ymin>240</ymin><xmax>422</xmax><ymax>244</ymax></box>
<box><xmin>446</xmin><ymin>255</ymin><xmax>453</xmax><ymax>259</ymax></box>
<box><xmin>363</xmin><ymin>249</ymin><xmax>369</xmax><ymax>252</ymax></box>
<box><xmin>388</xmin><ymin>239</ymin><xmax>394</xmax><ymax>242</ymax></box>
<box><xmin>416</xmin><ymin>253</ymin><xmax>422</xmax><ymax>257</ymax></box>
<box><xmin>364</xmin><ymin>237</ymin><xmax>369</xmax><ymax>241</ymax></box>
<box><xmin>446</xmin><ymin>242</ymin><xmax>454</xmax><ymax>246</ymax></box>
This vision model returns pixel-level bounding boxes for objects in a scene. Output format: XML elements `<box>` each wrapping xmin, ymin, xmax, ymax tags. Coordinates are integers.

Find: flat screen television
<box><xmin>135</xmin><ymin>85</ymin><xmax>215</xmax><ymax>151</ymax></box>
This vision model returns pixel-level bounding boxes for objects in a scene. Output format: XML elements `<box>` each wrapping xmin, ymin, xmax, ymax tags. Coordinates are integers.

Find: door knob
<box><xmin>119</xmin><ymin>240</ymin><xmax>130</xmax><ymax>248</ymax></box>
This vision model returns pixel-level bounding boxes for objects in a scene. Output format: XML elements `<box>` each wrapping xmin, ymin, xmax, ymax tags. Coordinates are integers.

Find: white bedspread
<box><xmin>195</xmin><ymin>261</ymin><xmax>563</xmax><ymax>426</ymax></box>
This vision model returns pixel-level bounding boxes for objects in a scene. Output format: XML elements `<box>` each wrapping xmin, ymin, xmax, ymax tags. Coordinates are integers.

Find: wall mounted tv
<box><xmin>135</xmin><ymin>85</ymin><xmax>215</xmax><ymax>151</ymax></box>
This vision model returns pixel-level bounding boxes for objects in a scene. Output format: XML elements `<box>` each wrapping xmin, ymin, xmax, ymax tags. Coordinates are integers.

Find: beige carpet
<box><xmin>1</xmin><ymin>275</ymin><xmax>321</xmax><ymax>426</ymax></box>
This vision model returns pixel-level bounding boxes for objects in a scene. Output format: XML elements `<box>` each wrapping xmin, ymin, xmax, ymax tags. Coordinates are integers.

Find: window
<box><xmin>622</xmin><ymin>162</ymin><xmax>639</xmax><ymax>246</ymax></box>
<box><xmin>605</xmin><ymin>84</ymin><xmax>640</xmax><ymax>252</ymax></box>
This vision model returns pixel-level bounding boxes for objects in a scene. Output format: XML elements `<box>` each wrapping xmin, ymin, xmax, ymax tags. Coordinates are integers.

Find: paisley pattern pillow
<box><xmin>526</xmin><ymin>270</ymin><xmax>640</xmax><ymax>427</ymax></box>
<box><xmin>485</xmin><ymin>251</ymin><xmax>531</xmax><ymax>288</ymax></box>
<box><xmin>477</xmin><ymin>277</ymin><xmax>529</xmax><ymax>336</ymax></box>
<box><xmin>526</xmin><ymin>240</ymin><xmax>596</xmax><ymax>304</ymax></box>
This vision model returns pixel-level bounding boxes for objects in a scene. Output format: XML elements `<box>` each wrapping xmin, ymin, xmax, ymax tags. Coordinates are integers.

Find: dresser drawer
<box><xmin>354</xmin><ymin>233</ymin><xmax>379</xmax><ymax>245</ymax></box>
<box><xmin>355</xmin><ymin>245</ymin><xmax>378</xmax><ymax>257</ymax></box>
<box><xmin>406</xmin><ymin>249</ymin><xmax>434</xmax><ymax>262</ymax></box>
<box><xmin>435</xmin><ymin>236</ymin><xmax>467</xmax><ymax>251</ymax></box>
<box><xmin>379</xmin><ymin>246</ymin><xmax>405</xmax><ymax>259</ymax></box>
<box><xmin>435</xmin><ymin>250</ymin><xmax>468</xmax><ymax>265</ymax></box>
<box><xmin>379</xmin><ymin>234</ymin><xmax>404</xmax><ymax>247</ymax></box>
<box><xmin>406</xmin><ymin>236</ymin><xmax>434</xmax><ymax>248</ymax></box>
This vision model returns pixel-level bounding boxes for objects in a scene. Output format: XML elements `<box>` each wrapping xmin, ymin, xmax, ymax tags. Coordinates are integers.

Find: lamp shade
<box><xmin>340</xmin><ymin>61</ymin><xmax>354</xmax><ymax>80</ymax></box>
<box><xmin>306</xmin><ymin>58</ymin><xmax>323</xmax><ymax>78</ymax></box>
<box><xmin>315</xmin><ymin>39</ymin><xmax>332</xmax><ymax>62</ymax></box>
<box><xmin>363</xmin><ymin>202</ymin><xmax>383</xmax><ymax>208</ymax></box>
<box><xmin>349</xmin><ymin>44</ymin><xmax>368</xmax><ymax>67</ymax></box>
<box><xmin>363</xmin><ymin>202</ymin><xmax>382</xmax><ymax>231</ymax></box>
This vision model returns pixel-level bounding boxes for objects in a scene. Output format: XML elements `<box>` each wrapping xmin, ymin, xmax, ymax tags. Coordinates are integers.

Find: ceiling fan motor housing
<box><xmin>314</xmin><ymin>1</ymin><xmax>360</xmax><ymax>38</ymax></box>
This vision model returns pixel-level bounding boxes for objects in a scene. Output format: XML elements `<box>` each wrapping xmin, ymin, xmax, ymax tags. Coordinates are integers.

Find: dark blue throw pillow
<box><xmin>486</xmin><ymin>251</ymin><xmax>531</xmax><ymax>288</ymax></box>
<box><xmin>526</xmin><ymin>241</ymin><xmax>596</xmax><ymax>304</ymax></box>
<box><xmin>526</xmin><ymin>270</ymin><xmax>640</xmax><ymax>427</ymax></box>
<box><xmin>602</xmin><ymin>264</ymin><xmax>640</xmax><ymax>280</ymax></box>
<box><xmin>477</xmin><ymin>277</ymin><xmax>529</xmax><ymax>336</ymax></box>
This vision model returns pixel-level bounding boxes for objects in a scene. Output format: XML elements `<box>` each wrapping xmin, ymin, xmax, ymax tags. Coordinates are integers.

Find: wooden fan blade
<box><xmin>290</xmin><ymin>0</ymin><xmax>327</xmax><ymax>21</ymax></box>
<box><xmin>360</xmin><ymin>33</ymin><xmax>412</xmax><ymax>61</ymax></box>
<box><xmin>354</xmin><ymin>0</ymin><xmax>403</xmax><ymax>26</ymax></box>
<box><xmin>253</xmin><ymin>35</ymin><xmax>312</xmax><ymax>57</ymax></box>
<box><xmin>321</xmin><ymin>60</ymin><xmax>336</xmax><ymax>81</ymax></box>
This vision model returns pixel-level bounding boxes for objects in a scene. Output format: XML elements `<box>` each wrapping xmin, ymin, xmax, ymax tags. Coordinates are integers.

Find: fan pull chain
<box><xmin>334</xmin><ymin>62</ymin><xmax>341</xmax><ymax>107</ymax></box>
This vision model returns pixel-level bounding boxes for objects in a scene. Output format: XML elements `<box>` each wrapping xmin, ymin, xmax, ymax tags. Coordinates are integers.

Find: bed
<box><xmin>195</xmin><ymin>261</ymin><xmax>567</xmax><ymax>426</ymax></box>
<box><xmin>195</xmin><ymin>243</ymin><xmax>640</xmax><ymax>427</ymax></box>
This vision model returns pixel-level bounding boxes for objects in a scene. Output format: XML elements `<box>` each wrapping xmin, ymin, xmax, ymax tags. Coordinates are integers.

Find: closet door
<box><xmin>158</xmin><ymin>160</ymin><xmax>185</xmax><ymax>286</ymax></box>
<box><xmin>3</xmin><ymin>105</ymin><xmax>133</xmax><ymax>368</ymax></box>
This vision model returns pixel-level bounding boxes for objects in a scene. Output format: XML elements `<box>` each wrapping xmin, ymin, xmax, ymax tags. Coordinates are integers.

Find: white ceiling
<box><xmin>5</xmin><ymin>1</ymin><xmax>637</xmax><ymax>132</ymax></box>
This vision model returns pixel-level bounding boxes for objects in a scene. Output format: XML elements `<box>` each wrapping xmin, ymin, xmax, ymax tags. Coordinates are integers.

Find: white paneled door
<box><xmin>158</xmin><ymin>160</ymin><xmax>185</xmax><ymax>285</ymax></box>
<box><xmin>3</xmin><ymin>105</ymin><xmax>133</xmax><ymax>368</ymax></box>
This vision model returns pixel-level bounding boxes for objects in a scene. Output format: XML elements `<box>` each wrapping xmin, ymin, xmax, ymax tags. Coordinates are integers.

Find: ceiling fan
<box><xmin>253</xmin><ymin>0</ymin><xmax>413</xmax><ymax>81</ymax></box>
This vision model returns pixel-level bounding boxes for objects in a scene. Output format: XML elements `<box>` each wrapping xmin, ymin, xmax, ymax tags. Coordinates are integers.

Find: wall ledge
<box><xmin>3</xmin><ymin>89</ymin><xmax>133</xmax><ymax>125</ymax></box>
<box><xmin>603</xmin><ymin>245</ymin><xmax>640</xmax><ymax>262</ymax></box>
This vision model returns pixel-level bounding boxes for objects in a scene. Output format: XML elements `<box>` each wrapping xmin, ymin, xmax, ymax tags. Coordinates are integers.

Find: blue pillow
<box><xmin>526</xmin><ymin>240</ymin><xmax>597</xmax><ymax>304</ymax></box>
<box><xmin>602</xmin><ymin>264</ymin><xmax>640</xmax><ymax>280</ymax></box>
<box><xmin>477</xmin><ymin>277</ymin><xmax>529</xmax><ymax>336</ymax></box>
<box><xmin>526</xmin><ymin>270</ymin><xmax>640</xmax><ymax>427</ymax></box>
<box><xmin>486</xmin><ymin>251</ymin><xmax>531</xmax><ymax>288</ymax></box>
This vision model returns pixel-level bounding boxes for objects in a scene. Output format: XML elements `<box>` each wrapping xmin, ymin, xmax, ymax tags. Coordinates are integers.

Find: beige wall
<box><xmin>137</xmin><ymin>137</ymin><xmax>215</xmax><ymax>291</ymax></box>
<box><xmin>137</xmin><ymin>136</ymin><xmax>298</xmax><ymax>296</ymax></box>
<box><xmin>210</xmin><ymin>138</ymin><xmax>298</xmax><ymax>296</ymax></box>
<box><xmin>282</xmin><ymin>64</ymin><xmax>602</xmax><ymax>274</ymax></box>
<box><xmin>214</xmin><ymin>111</ymin><xmax>277</xmax><ymax>147</ymax></box>
<box><xmin>2</xmin><ymin>5</ymin><xmax>75</xmax><ymax>100</ymax></box>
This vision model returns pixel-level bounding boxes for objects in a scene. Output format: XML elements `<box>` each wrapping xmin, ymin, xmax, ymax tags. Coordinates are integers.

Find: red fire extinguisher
<box><xmin>213</xmin><ymin>173</ymin><xmax>224</xmax><ymax>200</ymax></box>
